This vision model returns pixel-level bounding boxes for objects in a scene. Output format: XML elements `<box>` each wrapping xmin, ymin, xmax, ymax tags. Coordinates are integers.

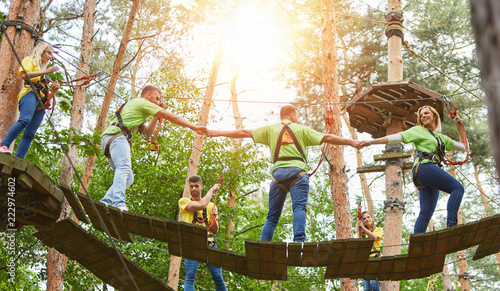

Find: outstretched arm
<box><xmin>20</xmin><ymin>66</ymin><xmax>59</xmax><ymax>80</ymax></box>
<box><xmin>208</xmin><ymin>129</ymin><xmax>253</xmax><ymax>139</ymax></box>
<box><xmin>155</xmin><ymin>109</ymin><xmax>207</xmax><ymax>135</ymax></box>
<box><xmin>322</xmin><ymin>134</ymin><xmax>362</xmax><ymax>148</ymax></box>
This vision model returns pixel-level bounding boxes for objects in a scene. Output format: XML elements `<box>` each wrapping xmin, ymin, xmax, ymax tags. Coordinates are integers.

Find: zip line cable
<box><xmin>455</xmin><ymin>167</ymin><xmax>500</xmax><ymax>208</ymax></box>
<box><xmin>402</xmin><ymin>41</ymin><xmax>484</xmax><ymax>103</ymax></box>
<box><xmin>0</xmin><ymin>27</ymin><xmax>140</xmax><ymax>290</ymax></box>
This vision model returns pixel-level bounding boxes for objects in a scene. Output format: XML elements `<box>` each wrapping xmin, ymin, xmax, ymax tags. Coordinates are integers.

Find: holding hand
<box><xmin>453</xmin><ymin>115</ymin><xmax>463</xmax><ymax>124</ymax></box>
<box><xmin>51</xmin><ymin>81</ymin><xmax>60</xmax><ymax>91</ymax></box>
<box><xmin>194</xmin><ymin>126</ymin><xmax>207</xmax><ymax>135</ymax></box>
<box><xmin>207</xmin><ymin>130</ymin><xmax>221</xmax><ymax>137</ymax></box>
<box><xmin>211</xmin><ymin>183</ymin><xmax>221</xmax><ymax>192</ymax></box>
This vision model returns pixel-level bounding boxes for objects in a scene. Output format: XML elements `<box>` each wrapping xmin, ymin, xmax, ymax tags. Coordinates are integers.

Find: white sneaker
<box><xmin>0</xmin><ymin>146</ymin><xmax>12</xmax><ymax>155</ymax></box>
<box><xmin>117</xmin><ymin>205</ymin><xmax>129</xmax><ymax>212</ymax></box>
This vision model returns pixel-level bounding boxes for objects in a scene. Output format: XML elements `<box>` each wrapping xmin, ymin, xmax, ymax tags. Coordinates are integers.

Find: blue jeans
<box><xmin>1</xmin><ymin>91</ymin><xmax>45</xmax><ymax>158</ymax></box>
<box><xmin>100</xmin><ymin>134</ymin><xmax>133</xmax><ymax>208</ymax></box>
<box><xmin>184</xmin><ymin>243</ymin><xmax>226</xmax><ymax>291</ymax></box>
<box><xmin>412</xmin><ymin>163</ymin><xmax>464</xmax><ymax>233</ymax></box>
<box><xmin>261</xmin><ymin>167</ymin><xmax>309</xmax><ymax>242</ymax></box>
<box><xmin>362</xmin><ymin>279</ymin><xmax>380</xmax><ymax>291</ymax></box>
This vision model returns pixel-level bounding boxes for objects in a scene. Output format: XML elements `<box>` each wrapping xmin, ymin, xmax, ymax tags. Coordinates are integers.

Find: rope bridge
<box><xmin>1</xmin><ymin>153</ymin><xmax>499</xmax><ymax>288</ymax></box>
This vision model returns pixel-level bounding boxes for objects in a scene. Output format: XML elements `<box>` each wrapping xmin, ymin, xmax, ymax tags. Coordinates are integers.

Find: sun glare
<box><xmin>225</xmin><ymin>2</ymin><xmax>288</xmax><ymax>73</ymax></box>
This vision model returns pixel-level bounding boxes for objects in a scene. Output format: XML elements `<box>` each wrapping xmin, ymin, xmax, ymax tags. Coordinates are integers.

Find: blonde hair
<box><xmin>361</xmin><ymin>211</ymin><xmax>376</xmax><ymax>231</ymax></box>
<box><xmin>29</xmin><ymin>43</ymin><xmax>53</xmax><ymax>70</ymax></box>
<box><xmin>417</xmin><ymin>105</ymin><xmax>442</xmax><ymax>132</ymax></box>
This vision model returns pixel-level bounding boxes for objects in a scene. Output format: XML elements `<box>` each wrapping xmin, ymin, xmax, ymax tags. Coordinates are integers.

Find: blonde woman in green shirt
<box><xmin>361</xmin><ymin>106</ymin><xmax>466</xmax><ymax>233</ymax></box>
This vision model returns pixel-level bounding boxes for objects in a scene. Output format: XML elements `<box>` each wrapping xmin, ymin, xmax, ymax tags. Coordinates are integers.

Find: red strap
<box><xmin>440</xmin><ymin>97</ymin><xmax>469</xmax><ymax>165</ymax></box>
<box><xmin>143</xmin><ymin>118</ymin><xmax>163</xmax><ymax>151</ymax></box>
<box><xmin>209</xmin><ymin>167</ymin><xmax>229</xmax><ymax>230</ymax></box>
<box><xmin>60</xmin><ymin>73</ymin><xmax>99</xmax><ymax>88</ymax></box>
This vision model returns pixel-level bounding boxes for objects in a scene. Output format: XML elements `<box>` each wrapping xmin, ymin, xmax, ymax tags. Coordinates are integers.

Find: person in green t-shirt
<box><xmin>208</xmin><ymin>105</ymin><xmax>361</xmax><ymax>242</ymax></box>
<box><xmin>360</xmin><ymin>106</ymin><xmax>466</xmax><ymax>233</ymax></box>
<box><xmin>100</xmin><ymin>85</ymin><xmax>207</xmax><ymax>211</ymax></box>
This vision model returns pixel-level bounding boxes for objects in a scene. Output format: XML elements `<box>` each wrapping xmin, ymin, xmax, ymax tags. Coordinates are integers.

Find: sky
<box><xmin>174</xmin><ymin>0</ymin><xmax>427</xmax><ymax>226</ymax></box>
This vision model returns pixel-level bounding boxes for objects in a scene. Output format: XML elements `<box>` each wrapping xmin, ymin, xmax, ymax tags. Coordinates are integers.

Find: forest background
<box><xmin>0</xmin><ymin>0</ymin><xmax>498</xmax><ymax>290</ymax></box>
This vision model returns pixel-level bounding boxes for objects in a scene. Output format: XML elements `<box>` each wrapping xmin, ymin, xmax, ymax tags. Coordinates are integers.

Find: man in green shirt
<box><xmin>101</xmin><ymin>85</ymin><xmax>206</xmax><ymax>211</ymax></box>
<box><xmin>208</xmin><ymin>105</ymin><xmax>361</xmax><ymax>242</ymax></box>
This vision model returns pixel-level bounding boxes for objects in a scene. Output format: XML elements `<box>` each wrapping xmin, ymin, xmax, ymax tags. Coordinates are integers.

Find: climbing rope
<box><xmin>59</xmin><ymin>73</ymin><xmax>99</xmax><ymax>89</ymax></box>
<box><xmin>210</xmin><ymin>166</ymin><xmax>229</xmax><ymax>230</ymax></box>
<box><xmin>141</xmin><ymin>118</ymin><xmax>163</xmax><ymax>152</ymax></box>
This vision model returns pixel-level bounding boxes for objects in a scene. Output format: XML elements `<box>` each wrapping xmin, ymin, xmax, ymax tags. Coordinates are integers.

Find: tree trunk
<box><xmin>321</xmin><ymin>1</ymin><xmax>357</xmax><ymax>290</ymax></box>
<box><xmin>470</xmin><ymin>0</ymin><xmax>500</xmax><ymax>180</ymax></box>
<box><xmin>342</xmin><ymin>112</ymin><xmax>373</xmax><ymax>214</ymax></box>
<box><xmin>380</xmin><ymin>1</ymin><xmax>404</xmax><ymax>290</ymax></box>
<box><xmin>0</xmin><ymin>0</ymin><xmax>41</xmax><ymax>144</ymax></box>
<box><xmin>226</xmin><ymin>56</ymin><xmax>243</xmax><ymax>243</ymax></box>
<box><xmin>167</xmin><ymin>3</ymin><xmax>234</xmax><ymax>287</ymax></box>
<box><xmin>46</xmin><ymin>0</ymin><xmax>95</xmax><ymax>290</ymax></box>
<box><xmin>78</xmin><ymin>0</ymin><xmax>140</xmax><ymax>193</ymax></box>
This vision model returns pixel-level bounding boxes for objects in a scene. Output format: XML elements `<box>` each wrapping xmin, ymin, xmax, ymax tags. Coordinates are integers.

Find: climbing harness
<box><xmin>104</xmin><ymin>102</ymin><xmax>145</xmax><ymax>158</ymax></box>
<box><xmin>24</xmin><ymin>75</ymin><xmax>59</xmax><ymax>110</ymax></box>
<box><xmin>191</xmin><ymin>201</ymin><xmax>216</xmax><ymax>246</ymax></box>
<box><xmin>271</xmin><ymin>123</ymin><xmax>311</xmax><ymax>193</ymax></box>
<box><xmin>412</xmin><ymin>97</ymin><xmax>470</xmax><ymax>188</ymax></box>
<box><xmin>209</xmin><ymin>167</ymin><xmax>229</xmax><ymax>230</ymax></box>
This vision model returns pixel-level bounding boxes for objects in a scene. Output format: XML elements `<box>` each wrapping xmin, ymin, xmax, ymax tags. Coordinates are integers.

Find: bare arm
<box><xmin>183</xmin><ymin>184</ymin><xmax>220</xmax><ymax>212</ymax></box>
<box><xmin>454</xmin><ymin>115</ymin><xmax>465</xmax><ymax>144</ymax></box>
<box><xmin>321</xmin><ymin>134</ymin><xmax>361</xmax><ymax>148</ymax></box>
<box><xmin>209</xmin><ymin>206</ymin><xmax>219</xmax><ymax>234</ymax></box>
<box><xmin>361</xmin><ymin>136</ymin><xmax>389</xmax><ymax>147</ymax></box>
<box><xmin>208</xmin><ymin>129</ymin><xmax>253</xmax><ymax>139</ymax></box>
<box><xmin>144</xmin><ymin>116</ymin><xmax>161</xmax><ymax>137</ymax></box>
<box><xmin>358</xmin><ymin>220</ymin><xmax>380</xmax><ymax>240</ymax></box>
<box><xmin>20</xmin><ymin>66</ymin><xmax>59</xmax><ymax>80</ymax></box>
<box><xmin>155</xmin><ymin>109</ymin><xmax>207</xmax><ymax>135</ymax></box>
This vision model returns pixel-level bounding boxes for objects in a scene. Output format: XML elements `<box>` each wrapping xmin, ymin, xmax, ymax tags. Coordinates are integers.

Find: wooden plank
<box><xmin>165</xmin><ymin>220</ymin><xmax>181</xmax><ymax>257</ymax></box>
<box><xmin>151</xmin><ymin>217</ymin><xmax>168</xmax><ymax>242</ymax></box>
<box><xmin>134</xmin><ymin>213</ymin><xmax>154</xmax><ymax>239</ymax></box>
<box><xmin>60</xmin><ymin>184</ymin><xmax>89</xmax><ymax>224</ymax></box>
<box><xmin>94</xmin><ymin>203</ymin><xmax>121</xmax><ymax>239</ymax></box>
<box><xmin>245</xmin><ymin>240</ymin><xmax>261</xmax><ymax>277</ymax></box>
<box><xmin>33</xmin><ymin>219</ymin><xmax>171</xmax><ymax>290</ymax></box>
<box><xmin>357</xmin><ymin>162</ymin><xmax>413</xmax><ymax>174</ymax></box>
<box><xmin>207</xmin><ymin>246</ymin><xmax>223</xmax><ymax>268</ymax></box>
<box><xmin>122</xmin><ymin>211</ymin><xmax>141</xmax><ymax>234</ymax></box>
<box><xmin>286</xmin><ymin>242</ymin><xmax>303</xmax><ymax>266</ymax></box>
<box><xmin>108</xmin><ymin>206</ymin><xmax>134</xmax><ymax>243</ymax></box>
<box><xmin>373</xmin><ymin>152</ymin><xmax>411</xmax><ymax>161</ymax></box>
<box><xmin>77</xmin><ymin>192</ymin><xmax>105</xmax><ymax>230</ymax></box>
<box><xmin>17</xmin><ymin>173</ymin><xmax>34</xmax><ymax>189</ymax></box>
<box><xmin>300</xmin><ymin>242</ymin><xmax>317</xmax><ymax>267</ymax></box>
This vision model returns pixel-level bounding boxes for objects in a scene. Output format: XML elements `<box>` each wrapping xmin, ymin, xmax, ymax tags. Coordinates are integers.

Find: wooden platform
<box><xmin>34</xmin><ymin>218</ymin><xmax>172</xmax><ymax>291</ymax></box>
<box><xmin>346</xmin><ymin>81</ymin><xmax>443</xmax><ymax>138</ymax></box>
<box><xmin>0</xmin><ymin>154</ymin><xmax>63</xmax><ymax>230</ymax></box>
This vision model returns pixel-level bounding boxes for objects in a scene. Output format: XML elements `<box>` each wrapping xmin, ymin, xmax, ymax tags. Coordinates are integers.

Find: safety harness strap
<box><xmin>273</xmin><ymin>123</ymin><xmax>309</xmax><ymax>169</ymax></box>
<box><xmin>271</xmin><ymin>171</ymin><xmax>307</xmax><ymax>193</ymax></box>
<box><xmin>103</xmin><ymin>102</ymin><xmax>145</xmax><ymax>158</ymax></box>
